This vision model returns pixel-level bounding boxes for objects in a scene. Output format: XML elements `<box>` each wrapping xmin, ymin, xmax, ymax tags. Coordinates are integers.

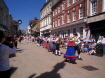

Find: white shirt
<box><xmin>0</xmin><ymin>43</ymin><xmax>16</xmax><ymax>71</ymax></box>
<box><xmin>101</xmin><ymin>38</ymin><xmax>105</xmax><ymax>44</ymax></box>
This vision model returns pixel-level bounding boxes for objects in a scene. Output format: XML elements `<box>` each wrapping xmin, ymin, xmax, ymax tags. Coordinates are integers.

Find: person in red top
<box><xmin>64</xmin><ymin>36</ymin><xmax>77</xmax><ymax>64</ymax></box>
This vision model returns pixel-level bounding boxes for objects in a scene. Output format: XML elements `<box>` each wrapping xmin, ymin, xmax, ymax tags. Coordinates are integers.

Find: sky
<box><xmin>4</xmin><ymin>0</ymin><xmax>46</xmax><ymax>30</ymax></box>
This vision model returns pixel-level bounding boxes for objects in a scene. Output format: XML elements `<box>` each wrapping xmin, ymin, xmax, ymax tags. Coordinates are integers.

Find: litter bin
<box><xmin>95</xmin><ymin>43</ymin><xmax>103</xmax><ymax>56</ymax></box>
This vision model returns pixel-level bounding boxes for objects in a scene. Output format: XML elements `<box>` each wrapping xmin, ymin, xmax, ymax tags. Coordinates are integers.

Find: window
<box><xmin>73</xmin><ymin>28</ymin><xmax>76</xmax><ymax>35</ymax></box>
<box><xmin>103</xmin><ymin>0</ymin><xmax>105</xmax><ymax>12</ymax></box>
<box><xmin>67</xmin><ymin>13</ymin><xmax>70</xmax><ymax>23</ymax></box>
<box><xmin>62</xmin><ymin>2</ymin><xmax>65</xmax><ymax>10</ymax></box>
<box><xmin>58</xmin><ymin>18</ymin><xmax>60</xmax><ymax>26</ymax></box>
<box><xmin>62</xmin><ymin>14</ymin><xmax>65</xmax><ymax>25</ymax></box>
<box><xmin>73</xmin><ymin>11</ymin><xmax>76</xmax><ymax>21</ymax></box>
<box><xmin>55</xmin><ymin>9</ymin><xmax>57</xmax><ymax>15</ymax></box>
<box><xmin>67</xmin><ymin>0</ymin><xmax>70</xmax><ymax>7</ymax></box>
<box><xmin>55</xmin><ymin>20</ymin><xmax>57</xmax><ymax>27</ymax></box>
<box><xmin>53</xmin><ymin>11</ymin><xmax>55</xmax><ymax>16</ymax></box>
<box><xmin>58</xmin><ymin>5</ymin><xmax>60</xmax><ymax>13</ymax></box>
<box><xmin>53</xmin><ymin>21</ymin><xmax>55</xmax><ymax>28</ymax></box>
<box><xmin>73</xmin><ymin>0</ymin><xmax>76</xmax><ymax>4</ymax></box>
<box><xmin>68</xmin><ymin>29</ymin><xmax>70</xmax><ymax>36</ymax></box>
<box><xmin>80</xmin><ymin>27</ymin><xmax>83</xmax><ymax>38</ymax></box>
<box><xmin>91</xmin><ymin>0</ymin><xmax>97</xmax><ymax>15</ymax></box>
<box><xmin>79</xmin><ymin>7</ymin><xmax>83</xmax><ymax>19</ymax></box>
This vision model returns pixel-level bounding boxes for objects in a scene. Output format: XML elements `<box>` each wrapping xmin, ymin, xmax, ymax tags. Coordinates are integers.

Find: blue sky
<box><xmin>4</xmin><ymin>0</ymin><xmax>46</xmax><ymax>30</ymax></box>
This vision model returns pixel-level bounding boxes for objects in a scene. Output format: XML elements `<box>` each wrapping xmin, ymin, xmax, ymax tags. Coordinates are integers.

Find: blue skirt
<box><xmin>64</xmin><ymin>46</ymin><xmax>76</xmax><ymax>60</ymax></box>
<box><xmin>51</xmin><ymin>43</ymin><xmax>56</xmax><ymax>51</ymax></box>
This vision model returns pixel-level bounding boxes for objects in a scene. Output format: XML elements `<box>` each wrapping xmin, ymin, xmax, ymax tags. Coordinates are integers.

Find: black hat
<box><xmin>74</xmin><ymin>33</ymin><xmax>78</xmax><ymax>36</ymax></box>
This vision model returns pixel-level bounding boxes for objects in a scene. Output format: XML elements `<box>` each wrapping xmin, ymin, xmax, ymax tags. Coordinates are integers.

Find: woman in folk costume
<box><xmin>55</xmin><ymin>34</ymin><xmax>62</xmax><ymax>56</ymax></box>
<box><xmin>47</xmin><ymin>36</ymin><xmax>53</xmax><ymax>52</ymax></box>
<box><xmin>43</xmin><ymin>37</ymin><xmax>48</xmax><ymax>48</ymax></box>
<box><xmin>73</xmin><ymin>33</ymin><xmax>81</xmax><ymax>60</ymax></box>
<box><xmin>64</xmin><ymin>36</ymin><xmax>76</xmax><ymax>63</ymax></box>
<box><xmin>51</xmin><ymin>35</ymin><xmax>57</xmax><ymax>53</ymax></box>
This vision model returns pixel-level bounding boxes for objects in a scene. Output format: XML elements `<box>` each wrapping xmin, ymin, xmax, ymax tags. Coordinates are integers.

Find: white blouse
<box><xmin>0</xmin><ymin>43</ymin><xmax>16</xmax><ymax>71</ymax></box>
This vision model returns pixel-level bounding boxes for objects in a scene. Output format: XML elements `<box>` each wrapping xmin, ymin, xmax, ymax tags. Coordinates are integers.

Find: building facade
<box><xmin>51</xmin><ymin>0</ymin><xmax>89</xmax><ymax>39</ymax></box>
<box><xmin>26</xmin><ymin>17</ymin><xmax>38</xmax><ymax>35</ymax></box>
<box><xmin>0</xmin><ymin>0</ymin><xmax>9</xmax><ymax>32</ymax></box>
<box><xmin>40</xmin><ymin>0</ymin><xmax>52</xmax><ymax>36</ymax></box>
<box><xmin>33</xmin><ymin>20</ymin><xmax>40</xmax><ymax>36</ymax></box>
<box><xmin>86</xmin><ymin>0</ymin><xmax>105</xmax><ymax>40</ymax></box>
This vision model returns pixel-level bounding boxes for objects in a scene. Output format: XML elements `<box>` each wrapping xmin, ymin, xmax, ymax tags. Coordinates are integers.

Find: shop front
<box><xmin>87</xmin><ymin>13</ymin><xmax>105</xmax><ymax>41</ymax></box>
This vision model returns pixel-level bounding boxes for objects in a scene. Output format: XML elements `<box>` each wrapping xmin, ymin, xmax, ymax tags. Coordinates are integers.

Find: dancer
<box><xmin>64</xmin><ymin>36</ymin><xmax>76</xmax><ymax>63</ymax></box>
<box><xmin>73</xmin><ymin>33</ymin><xmax>82</xmax><ymax>60</ymax></box>
<box><xmin>55</xmin><ymin>34</ymin><xmax>61</xmax><ymax>56</ymax></box>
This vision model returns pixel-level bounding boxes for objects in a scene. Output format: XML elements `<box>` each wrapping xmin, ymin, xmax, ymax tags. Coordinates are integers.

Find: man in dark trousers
<box><xmin>73</xmin><ymin>33</ymin><xmax>82</xmax><ymax>60</ymax></box>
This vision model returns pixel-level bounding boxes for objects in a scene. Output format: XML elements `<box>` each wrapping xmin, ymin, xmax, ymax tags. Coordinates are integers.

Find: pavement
<box><xmin>9</xmin><ymin>41</ymin><xmax>105</xmax><ymax>78</ymax></box>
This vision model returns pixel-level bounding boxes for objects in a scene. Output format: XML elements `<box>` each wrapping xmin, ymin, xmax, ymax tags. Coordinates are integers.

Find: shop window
<box><xmin>73</xmin><ymin>28</ymin><xmax>76</xmax><ymax>35</ymax></box>
<box><xmin>68</xmin><ymin>29</ymin><xmax>70</xmax><ymax>36</ymax></box>
<box><xmin>80</xmin><ymin>27</ymin><xmax>83</xmax><ymax>38</ymax></box>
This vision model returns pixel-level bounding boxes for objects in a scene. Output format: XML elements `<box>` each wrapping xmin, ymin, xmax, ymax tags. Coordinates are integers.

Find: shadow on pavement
<box><xmin>28</xmin><ymin>74</ymin><xmax>36</xmax><ymax>78</ymax></box>
<box><xmin>16</xmin><ymin>49</ymin><xmax>24</xmax><ymax>53</ymax></box>
<box><xmin>9</xmin><ymin>54</ymin><xmax>16</xmax><ymax>58</ymax></box>
<box><xmin>10</xmin><ymin>67</ymin><xmax>18</xmax><ymax>76</ymax></box>
<box><xmin>28</xmin><ymin>61</ymin><xmax>65</xmax><ymax>78</ymax></box>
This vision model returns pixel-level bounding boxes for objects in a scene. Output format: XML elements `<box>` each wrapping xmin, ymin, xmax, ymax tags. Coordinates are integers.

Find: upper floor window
<box><xmin>67</xmin><ymin>13</ymin><xmax>70</xmax><ymax>23</ymax></box>
<box><xmin>53</xmin><ymin>21</ymin><xmax>55</xmax><ymax>28</ymax></box>
<box><xmin>79</xmin><ymin>7</ymin><xmax>83</xmax><ymax>19</ymax></box>
<box><xmin>102</xmin><ymin>0</ymin><xmax>105</xmax><ymax>12</ymax></box>
<box><xmin>53</xmin><ymin>11</ymin><xmax>55</xmax><ymax>16</ymax></box>
<box><xmin>58</xmin><ymin>5</ymin><xmax>60</xmax><ymax>13</ymax></box>
<box><xmin>62</xmin><ymin>14</ymin><xmax>65</xmax><ymax>25</ymax></box>
<box><xmin>91</xmin><ymin>0</ymin><xmax>97</xmax><ymax>15</ymax></box>
<box><xmin>55</xmin><ymin>9</ymin><xmax>57</xmax><ymax>15</ymax></box>
<box><xmin>73</xmin><ymin>10</ymin><xmax>76</xmax><ymax>21</ymax></box>
<box><xmin>73</xmin><ymin>0</ymin><xmax>76</xmax><ymax>4</ymax></box>
<box><xmin>67</xmin><ymin>0</ymin><xmax>70</xmax><ymax>7</ymax></box>
<box><xmin>58</xmin><ymin>18</ymin><xmax>60</xmax><ymax>26</ymax></box>
<box><xmin>62</xmin><ymin>2</ymin><xmax>65</xmax><ymax>10</ymax></box>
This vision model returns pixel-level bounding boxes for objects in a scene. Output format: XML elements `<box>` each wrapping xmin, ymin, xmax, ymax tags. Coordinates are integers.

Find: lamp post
<box><xmin>16</xmin><ymin>20</ymin><xmax>22</xmax><ymax>36</ymax></box>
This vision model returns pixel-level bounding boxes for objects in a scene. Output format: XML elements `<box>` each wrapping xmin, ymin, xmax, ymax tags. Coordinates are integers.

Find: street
<box><xmin>10</xmin><ymin>41</ymin><xmax>105</xmax><ymax>78</ymax></box>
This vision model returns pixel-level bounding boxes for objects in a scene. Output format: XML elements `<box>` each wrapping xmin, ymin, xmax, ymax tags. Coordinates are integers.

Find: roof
<box><xmin>40</xmin><ymin>0</ymin><xmax>52</xmax><ymax>12</ymax></box>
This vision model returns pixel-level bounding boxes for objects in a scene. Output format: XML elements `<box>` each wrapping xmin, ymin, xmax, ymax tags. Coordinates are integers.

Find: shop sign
<box><xmin>87</xmin><ymin>13</ymin><xmax>105</xmax><ymax>23</ymax></box>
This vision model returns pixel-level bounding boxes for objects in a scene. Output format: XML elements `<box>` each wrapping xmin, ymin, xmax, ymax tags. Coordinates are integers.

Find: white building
<box><xmin>40</xmin><ymin>0</ymin><xmax>52</xmax><ymax>36</ymax></box>
<box><xmin>26</xmin><ymin>25</ymin><xmax>31</xmax><ymax>35</ymax></box>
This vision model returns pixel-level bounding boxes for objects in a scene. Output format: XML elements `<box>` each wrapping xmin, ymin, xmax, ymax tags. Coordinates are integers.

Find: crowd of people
<box><xmin>0</xmin><ymin>29</ymin><xmax>105</xmax><ymax>78</ymax></box>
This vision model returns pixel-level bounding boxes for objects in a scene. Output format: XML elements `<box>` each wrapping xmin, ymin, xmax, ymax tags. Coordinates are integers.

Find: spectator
<box><xmin>0</xmin><ymin>30</ymin><xmax>17</xmax><ymax>78</ymax></box>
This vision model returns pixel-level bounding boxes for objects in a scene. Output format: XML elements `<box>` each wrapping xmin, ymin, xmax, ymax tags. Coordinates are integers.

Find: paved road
<box><xmin>9</xmin><ymin>41</ymin><xmax>105</xmax><ymax>78</ymax></box>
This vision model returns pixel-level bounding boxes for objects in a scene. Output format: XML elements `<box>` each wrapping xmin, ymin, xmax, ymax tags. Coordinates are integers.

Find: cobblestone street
<box><xmin>10</xmin><ymin>42</ymin><xmax>105</xmax><ymax>78</ymax></box>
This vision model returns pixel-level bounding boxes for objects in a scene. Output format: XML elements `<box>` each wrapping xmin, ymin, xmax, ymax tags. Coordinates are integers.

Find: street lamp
<box><xmin>18</xmin><ymin>20</ymin><xmax>22</xmax><ymax>24</ymax></box>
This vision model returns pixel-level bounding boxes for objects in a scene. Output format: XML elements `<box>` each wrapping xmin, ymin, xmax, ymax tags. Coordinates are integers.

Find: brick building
<box><xmin>86</xmin><ymin>0</ymin><xmax>105</xmax><ymax>40</ymax></box>
<box><xmin>51</xmin><ymin>0</ymin><xmax>89</xmax><ymax>39</ymax></box>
